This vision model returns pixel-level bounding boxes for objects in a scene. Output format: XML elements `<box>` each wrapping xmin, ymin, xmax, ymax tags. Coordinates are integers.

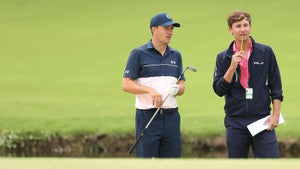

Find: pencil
<box><xmin>240</xmin><ymin>35</ymin><xmax>243</xmax><ymax>51</ymax></box>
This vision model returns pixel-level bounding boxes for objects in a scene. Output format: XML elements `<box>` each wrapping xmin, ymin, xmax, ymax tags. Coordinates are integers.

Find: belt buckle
<box><xmin>160</xmin><ymin>109</ymin><xmax>163</xmax><ymax>114</ymax></box>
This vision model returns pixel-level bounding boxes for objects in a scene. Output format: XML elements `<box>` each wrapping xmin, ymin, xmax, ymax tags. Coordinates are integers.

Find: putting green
<box><xmin>1</xmin><ymin>158</ymin><xmax>299</xmax><ymax>169</ymax></box>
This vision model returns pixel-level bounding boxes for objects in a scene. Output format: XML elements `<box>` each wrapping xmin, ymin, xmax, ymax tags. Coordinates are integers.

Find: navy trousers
<box><xmin>135</xmin><ymin>108</ymin><xmax>181</xmax><ymax>158</ymax></box>
<box><xmin>226</xmin><ymin>117</ymin><xmax>279</xmax><ymax>158</ymax></box>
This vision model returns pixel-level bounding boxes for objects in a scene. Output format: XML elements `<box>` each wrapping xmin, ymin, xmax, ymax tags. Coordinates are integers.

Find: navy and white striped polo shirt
<box><xmin>124</xmin><ymin>40</ymin><xmax>185</xmax><ymax>109</ymax></box>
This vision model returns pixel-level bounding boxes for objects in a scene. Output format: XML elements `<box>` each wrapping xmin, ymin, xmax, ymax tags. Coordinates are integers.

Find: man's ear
<box><xmin>228</xmin><ymin>27</ymin><xmax>233</xmax><ymax>34</ymax></box>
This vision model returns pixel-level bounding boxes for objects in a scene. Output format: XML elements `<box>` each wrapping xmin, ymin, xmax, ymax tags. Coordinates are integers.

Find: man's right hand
<box><xmin>231</xmin><ymin>51</ymin><xmax>244</xmax><ymax>69</ymax></box>
<box><xmin>149</xmin><ymin>90</ymin><xmax>163</xmax><ymax>108</ymax></box>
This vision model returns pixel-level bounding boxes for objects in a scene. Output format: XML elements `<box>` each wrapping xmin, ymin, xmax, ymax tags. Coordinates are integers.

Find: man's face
<box><xmin>229</xmin><ymin>18</ymin><xmax>251</xmax><ymax>41</ymax></box>
<box><xmin>152</xmin><ymin>25</ymin><xmax>174</xmax><ymax>44</ymax></box>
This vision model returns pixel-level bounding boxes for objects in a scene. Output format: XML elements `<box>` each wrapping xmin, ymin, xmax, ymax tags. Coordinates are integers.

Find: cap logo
<box><xmin>166</xmin><ymin>13</ymin><xmax>172</xmax><ymax>19</ymax></box>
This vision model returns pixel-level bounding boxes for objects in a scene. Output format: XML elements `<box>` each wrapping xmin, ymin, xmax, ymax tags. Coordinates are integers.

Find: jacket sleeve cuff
<box><xmin>214</xmin><ymin>77</ymin><xmax>233</xmax><ymax>96</ymax></box>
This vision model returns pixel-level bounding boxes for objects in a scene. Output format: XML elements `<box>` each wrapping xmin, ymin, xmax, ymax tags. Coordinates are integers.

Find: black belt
<box><xmin>137</xmin><ymin>107</ymin><xmax>178</xmax><ymax>114</ymax></box>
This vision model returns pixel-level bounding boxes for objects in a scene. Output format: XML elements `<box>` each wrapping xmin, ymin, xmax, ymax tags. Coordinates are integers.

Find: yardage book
<box><xmin>247</xmin><ymin>113</ymin><xmax>285</xmax><ymax>136</ymax></box>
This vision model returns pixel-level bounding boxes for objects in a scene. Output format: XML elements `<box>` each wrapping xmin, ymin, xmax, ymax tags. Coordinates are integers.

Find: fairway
<box><xmin>1</xmin><ymin>158</ymin><xmax>300</xmax><ymax>169</ymax></box>
<box><xmin>1</xmin><ymin>0</ymin><xmax>299</xmax><ymax>136</ymax></box>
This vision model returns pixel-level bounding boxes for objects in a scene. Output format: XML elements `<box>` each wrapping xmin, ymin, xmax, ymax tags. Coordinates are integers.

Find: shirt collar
<box><xmin>147</xmin><ymin>39</ymin><xmax>172</xmax><ymax>55</ymax></box>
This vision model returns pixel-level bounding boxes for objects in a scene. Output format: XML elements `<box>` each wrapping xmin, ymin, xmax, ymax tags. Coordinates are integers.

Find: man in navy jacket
<box><xmin>213</xmin><ymin>10</ymin><xmax>283</xmax><ymax>158</ymax></box>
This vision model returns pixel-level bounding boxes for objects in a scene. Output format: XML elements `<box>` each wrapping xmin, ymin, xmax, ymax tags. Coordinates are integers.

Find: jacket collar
<box><xmin>225</xmin><ymin>36</ymin><xmax>255</xmax><ymax>58</ymax></box>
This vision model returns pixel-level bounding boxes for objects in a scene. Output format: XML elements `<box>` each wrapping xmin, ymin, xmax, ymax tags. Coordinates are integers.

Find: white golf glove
<box><xmin>168</xmin><ymin>84</ymin><xmax>179</xmax><ymax>96</ymax></box>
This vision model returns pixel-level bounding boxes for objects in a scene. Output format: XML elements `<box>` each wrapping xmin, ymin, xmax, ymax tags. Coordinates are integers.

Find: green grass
<box><xmin>1</xmin><ymin>158</ymin><xmax>300</xmax><ymax>169</ymax></box>
<box><xmin>0</xmin><ymin>0</ymin><xmax>300</xmax><ymax>137</ymax></box>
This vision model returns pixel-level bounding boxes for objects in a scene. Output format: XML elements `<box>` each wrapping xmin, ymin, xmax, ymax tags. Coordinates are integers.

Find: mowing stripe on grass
<box><xmin>0</xmin><ymin>158</ymin><xmax>299</xmax><ymax>169</ymax></box>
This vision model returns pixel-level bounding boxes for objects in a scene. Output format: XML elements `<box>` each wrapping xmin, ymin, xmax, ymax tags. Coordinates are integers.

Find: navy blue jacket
<box><xmin>213</xmin><ymin>37</ymin><xmax>283</xmax><ymax>120</ymax></box>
